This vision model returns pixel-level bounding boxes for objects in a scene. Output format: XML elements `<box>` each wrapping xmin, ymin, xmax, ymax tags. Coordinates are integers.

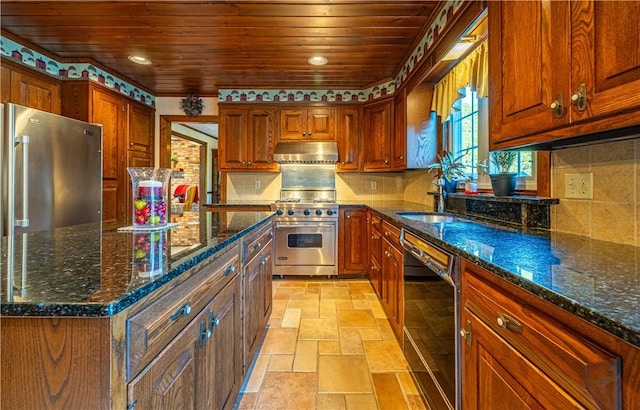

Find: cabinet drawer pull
<box><xmin>127</xmin><ymin>400</ymin><xmax>138</xmax><ymax>410</ymax></box>
<box><xmin>497</xmin><ymin>313</ymin><xmax>522</xmax><ymax>333</ymax></box>
<box><xmin>461</xmin><ymin>320</ymin><xmax>472</xmax><ymax>347</ymax></box>
<box><xmin>170</xmin><ymin>302</ymin><xmax>192</xmax><ymax>321</ymax></box>
<box><xmin>223</xmin><ymin>265</ymin><xmax>235</xmax><ymax>276</ymax></box>
<box><xmin>260</xmin><ymin>258</ymin><xmax>267</xmax><ymax>267</ymax></box>
<box><xmin>253</xmin><ymin>242</ymin><xmax>261</xmax><ymax>250</ymax></box>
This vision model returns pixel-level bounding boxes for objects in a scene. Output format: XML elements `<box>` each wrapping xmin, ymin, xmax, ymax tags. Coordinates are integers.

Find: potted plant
<box><xmin>428</xmin><ymin>150</ymin><xmax>468</xmax><ymax>193</ymax></box>
<box><xmin>479</xmin><ymin>150</ymin><xmax>518</xmax><ymax>196</ymax></box>
<box><xmin>170</xmin><ymin>155</ymin><xmax>179</xmax><ymax>169</ymax></box>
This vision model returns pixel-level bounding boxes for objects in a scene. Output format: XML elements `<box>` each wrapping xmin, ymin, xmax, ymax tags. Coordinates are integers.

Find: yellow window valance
<box><xmin>431</xmin><ymin>40</ymin><xmax>488</xmax><ymax>122</ymax></box>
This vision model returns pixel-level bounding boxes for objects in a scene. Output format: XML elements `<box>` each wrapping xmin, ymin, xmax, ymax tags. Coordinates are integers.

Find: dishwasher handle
<box><xmin>400</xmin><ymin>229</ymin><xmax>455</xmax><ymax>287</ymax></box>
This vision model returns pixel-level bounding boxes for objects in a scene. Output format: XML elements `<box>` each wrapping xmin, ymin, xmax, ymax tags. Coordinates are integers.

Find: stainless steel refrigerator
<box><xmin>1</xmin><ymin>103</ymin><xmax>102</xmax><ymax>299</ymax></box>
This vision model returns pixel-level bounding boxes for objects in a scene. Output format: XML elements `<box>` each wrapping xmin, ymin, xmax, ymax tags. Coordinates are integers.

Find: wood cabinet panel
<box><xmin>219</xmin><ymin>106</ymin><xmax>277</xmax><ymax>171</ymax></box>
<box><xmin>1</xmin><ymin>66</ymin><xmax>10</xmax><ymax>103</ymax></box>
<box><xmin>489</xmin><ymin>0</ymin><xmax>570</xmax><ymax>147</ymax></box>
<box><xmin>128</xmin><ymin>308</ymin><xmax>207</xmax><ymax>410</ymax></box>
<box><xmin>336</xmin><ymin>107</ymin><xmax>361</xmax><ymax>172</ymax></box>
<box><xmin>461</xmin><ymin>259</ymin><xmax>628</xmax><ymax>409</ymax></box>
<box><xmin>571</xmin><ymin>0</ymin><xmax>640</xmax><ymax>122</ymax></box>
<box><xmin>490</xmin><ymin>0</ymin><xmax>640</xmax><ymax>149</ymax></box>
<box><xmin>1</xmin><ymin>317</ymin><xmax>111</xmax><ymax>410</ymax></box>
<box><xmin>248</xmin><ymin>109</ymin><xmax>277</xmax><ymax>170</ymax></box>
<box><xmin>207</xmin><ymin>275</ymin><xmax>242</xmax><ymax>410</ymax></box>
<box><xmin>392</xmin><ymin>89</ymin><xmax>407</xmax><ymax>169</ymax></box>
<box><xmin>338</xmin><ymin>207</ymin><xmax>368</xmax><ymax>275</ymax></box>
<box><xmin>219</xmin><ymin>108</ymin><xmax>246</xmax><ymax>169</ymax></box>
<box><xmin>128</xmin><ymin>104</ymin><xmax>154</xmax><ymax>152</ymax></box>
<box><xmin>279</xmin><ymin>107</ymin><xmax>335</xmax><ymax>141</ymax></box>
<box><xmin>381</xmin><ymin>236</ymin><xmax>402</xmax><ymax>341</ymax></box>
<box><xmin>6</xmin><ymin>66</ymin><xmax>61</xmax><ymax>114</ymax></box>
<box><xmin>363</xmin><ymin>99</ymin><xmax>393</xmax><ymax>171</ymax></box>
<box><xmin>368</xmin><ymin>211</ymin><xmax>382</xmax><ymax>296</ymax></box>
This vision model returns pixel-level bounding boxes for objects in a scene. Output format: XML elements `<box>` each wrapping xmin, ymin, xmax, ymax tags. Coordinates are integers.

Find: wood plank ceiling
<box><xmin>0</xmin><ymin>1</ymin><xmax>442</xmax><ymax>96</ymax></box>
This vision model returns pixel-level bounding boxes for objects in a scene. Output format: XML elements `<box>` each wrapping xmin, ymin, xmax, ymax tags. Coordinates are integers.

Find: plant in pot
<box><xmin>170</xmin><ymin>155</ymin><xmax>179</xmax><ymax>169</ymax></box>
<box><xmin>479</xmin><ymin>150</ymin><xmax>518</xmax><ymax>196</ymax></box>
<box><xmin>427</xmin><ymin>150</ymin><xmax>468</xmax><ymax>193</ymax></box>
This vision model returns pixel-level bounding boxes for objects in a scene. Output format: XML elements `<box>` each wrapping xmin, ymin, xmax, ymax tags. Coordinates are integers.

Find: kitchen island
<box><xmin>1</xmin><ymin>210</ymin><xmax>274</xmax><ymax>410</ymax></box>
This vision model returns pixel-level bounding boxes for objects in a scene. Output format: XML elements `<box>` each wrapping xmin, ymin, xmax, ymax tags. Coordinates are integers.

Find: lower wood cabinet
<box><xmin>0</xmin><ymin>225</ymin><xmax>274</xmax><ymax>410</ymax></box>
<box><xmin>461</xmin><ymin>258</ymin><xmax>640</xmax><ymax>409</ymax></box>
<box><xmin>338</xmin><ymin>207</ymin><xmax>369</xmax><ymax>275</ymax></box>
<box><xmin>380</xmin><ymin>221</ymin><xmax>403</xmax><ymax>341</ymax></box>
<box><xmin>367</xmin><ymin>211</ymin><xmax>383</xmax><ymax>296</ymax></box>
<box><xmin>242</xmin><ymin>222</ymin><xmax>273</xmax><ymax>372</ymax></box>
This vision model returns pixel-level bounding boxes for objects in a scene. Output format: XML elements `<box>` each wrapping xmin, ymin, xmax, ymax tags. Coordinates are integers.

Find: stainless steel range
<box><xmin>271</xmin><ymin>142</ymin><xmax>339</xmax><ymax>277</ymax></box>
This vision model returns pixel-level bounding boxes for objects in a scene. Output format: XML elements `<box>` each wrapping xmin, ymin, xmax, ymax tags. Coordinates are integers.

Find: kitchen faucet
<box><xmin>432</xmin><ymin>178</ymin><xmax>446</xmax><ymax>213</ymax></box>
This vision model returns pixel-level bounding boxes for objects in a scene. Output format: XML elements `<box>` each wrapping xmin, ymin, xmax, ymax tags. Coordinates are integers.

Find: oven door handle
<box><xmin>275</xmin><ymin>223</ymin><xmax>335</xmax><ymax>229</ymax></box>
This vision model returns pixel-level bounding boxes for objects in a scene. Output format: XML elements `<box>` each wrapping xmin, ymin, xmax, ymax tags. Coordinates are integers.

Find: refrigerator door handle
<box><xmin>14</xmin><ymin>135</ymin><xmax>29</xmax><ymax>228</ymax></box>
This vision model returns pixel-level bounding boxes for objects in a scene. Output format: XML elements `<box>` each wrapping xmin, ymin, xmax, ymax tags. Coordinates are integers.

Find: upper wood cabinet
<box><xmin>279</xmin><ymin>107</ymin><xmax>335</xmax><ymax>141</ymax></box>
<box><xmin>335</xmin><ymin>106</ymin><xmax>362</xmax><ymax>172</ymax></box>
<box><xmin>363</xmin><ymin>99</ymin><xmax>394</xmax><ymax>171</ymax></box>
<box><xmin>62</xmin><ymin>81</ymin><xmax>155</xmax><ymax>227</ymax></box>
<box><xmin>489</xmin><ymin>0</ymin><xmax>640</xmax><ymax>149</ymax></box>
<box><xmin>392</xmin><ymin>89</ymin><xmax>407</xmax><ymax>169</ymax></box>
<box><xmin>1</xmin><ymin>59</ymin><xmax>61</xmax><ymax>114</ymax></box>
<box><xmin>218</xmin><ymin>106</ymin><xmax>278</xmax><ymax>172</ymax></box>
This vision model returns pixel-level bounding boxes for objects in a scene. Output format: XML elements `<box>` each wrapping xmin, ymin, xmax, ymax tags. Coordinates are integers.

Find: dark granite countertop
<box><xmin>1</xmin><ymin>210</ymin><xmax>274</xmax><ymax>317</ymax></box>
<box><xmin>355</xmin><ymin>201</ymin><xmax>639</xmax><ymax>348</ymax></box>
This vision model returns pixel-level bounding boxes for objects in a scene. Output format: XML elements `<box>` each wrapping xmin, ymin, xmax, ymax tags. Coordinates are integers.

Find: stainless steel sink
<box><xmin>396</xmin><ymin>212</ymin><xmax>470</xmax><ymax>223</ymax></box>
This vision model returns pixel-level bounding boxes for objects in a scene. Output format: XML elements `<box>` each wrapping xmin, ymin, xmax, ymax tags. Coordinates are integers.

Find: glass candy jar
<box><xmin>127</xmin><ymin>167</ymin><xmax>172</xmax><ymax>227</ymax></box>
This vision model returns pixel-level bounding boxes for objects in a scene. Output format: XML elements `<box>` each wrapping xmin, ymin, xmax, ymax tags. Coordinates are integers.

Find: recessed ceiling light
<box><xmin>128</xmin><ymin>55</ymin><xmax>152</xmax><ymax>65</ymax></box>
<box><xmin>308</xmin><ymin>56</ymin><xmax>328</xmax><ymax>66</ymax></box>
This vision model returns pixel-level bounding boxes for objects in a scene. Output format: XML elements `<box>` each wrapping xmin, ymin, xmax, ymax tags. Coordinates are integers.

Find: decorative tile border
<box><xmin>2</xmin><ymin>0</ymin><xmax>464</xmax><ymax>106</ymax></box>
<box><xmin>1</xmin><ymin>36</ymin><xmax>155</xmax><ymax>107</ymax></box>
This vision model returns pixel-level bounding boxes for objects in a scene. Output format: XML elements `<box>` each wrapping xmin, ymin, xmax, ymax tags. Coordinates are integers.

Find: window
<box><xmin>450</xmin><ymin>87</ymin><xmax>536</xmax><ymax>190</ymax></box>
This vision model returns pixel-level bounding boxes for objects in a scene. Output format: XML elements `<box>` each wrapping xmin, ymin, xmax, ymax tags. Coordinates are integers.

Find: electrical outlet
<box><xmin>371</xmin><ymin>181</ymin><xmax>377</xmax><ymax>190</ymax></box>
<box><xmin>254</xmin><ymin>180</ymin><xmax>261</xmax><ymax>189</ymax></box>
<box><xmin>565</xmin><ymin>172</ymin><xmax>593</xmax><ymax>199</ymax></box>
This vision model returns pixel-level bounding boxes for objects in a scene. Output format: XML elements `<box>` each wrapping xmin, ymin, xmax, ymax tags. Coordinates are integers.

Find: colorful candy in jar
<box><xmin>134</xmin><ymin>180</ymin><xmax>167</xmax><ymax>226</ymax></box>
<box><xmin>133</xmin><ymin>232</ymin><xmax>167</xmax><ymax>277</ymax></box>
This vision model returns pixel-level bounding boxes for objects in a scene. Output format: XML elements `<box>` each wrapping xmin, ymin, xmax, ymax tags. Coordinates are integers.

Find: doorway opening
<box><xmin>159</xmin><ymin>115</ymin><xmax>220</xmax><ymax>206</ymax></box>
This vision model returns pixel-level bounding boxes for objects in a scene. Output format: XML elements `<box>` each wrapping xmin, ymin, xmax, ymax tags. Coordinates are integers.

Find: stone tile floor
<box><xmin>234</xmin><ymin>279</ymin><xmax>427</xmax><ymax>410</ymax></box>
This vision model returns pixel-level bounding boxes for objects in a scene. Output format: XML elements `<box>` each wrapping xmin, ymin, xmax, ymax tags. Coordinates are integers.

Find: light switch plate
<box><xmin>565</xmin><ymin>172</ymin><xmax>593</xmax><ymax>199</ymax></box>
<box><xmin>254</xmin><ymin>180</ymin><xmax>261</xmax><ymax>189</ymax></box>
<box><xmin>371</xmin><ymin>181</ymin><xmax>377</xmax><ymax>190</ymax></box>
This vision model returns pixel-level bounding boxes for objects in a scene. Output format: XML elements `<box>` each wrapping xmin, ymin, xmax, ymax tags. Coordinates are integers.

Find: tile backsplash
<box><xmin>551</xmin><ymin>137</ymin><xmax>639</xmax><ymax>246</ymax></box>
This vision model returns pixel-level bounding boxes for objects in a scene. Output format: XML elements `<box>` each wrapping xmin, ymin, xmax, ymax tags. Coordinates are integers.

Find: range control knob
<box><xmin>276</xmin><ymin>209</ymin><xmax>284</xmax><ymax>216</ymax></box>
<box><xmin>315</xmin><ymin>209</ymin><xmax>323</xmax><ymax>216</ymax></box>
<box><xmin>326</xmin><ymin>209</ymin><xmax>334</xmax><ymax>216</ymax></box>
<box><xmin>287</xmin><ymin>209</ymin><xmax>295</xmax><ymax>216</ymax></box>
<box><xmin>304</xmin><ymin>209</ymin><xmax>311</xmax><ymax>216</ymax></box>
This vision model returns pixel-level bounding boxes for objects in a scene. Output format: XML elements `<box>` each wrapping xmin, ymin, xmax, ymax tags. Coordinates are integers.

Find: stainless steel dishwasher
<box><xmin>400</xmin><ymin>228</ymin><xmax>459</xmax><ymax>410</ymax></box>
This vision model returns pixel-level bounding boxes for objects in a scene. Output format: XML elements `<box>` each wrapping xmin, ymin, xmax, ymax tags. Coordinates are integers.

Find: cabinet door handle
<box><xmin>346</xmin><ymin>215</ymin><xmax>351</xmax><ymax>219</ymax></box>
<box><xmin>571</xmin><ymin>83</ymin><xmax>587</xmax><ymax>112</ymax></box>
<box><xmin>248</xmin><ymin>161</ymin><xmax>252</xmax><ymax>165</ymax></box>
<box><xmin>341</xmin><ymin>161</ymin><xmax>345</xmax><ymax>165</ymax></box>
<box><xmin>127</xmin><ymin>400</ymin><xmax>138</xmax><ymax>410</ymax></box>
<box><xmin>199</xmin><ymin>321</ymin><xmax>211</xmax><ymax>347</ymax></box>
<box><xmin>384</xmin><ymin>159</ymin><xmax>389</xmax><ymax>164</ymax></box>
<box><xmin>223</xmin><ymin>265</ymin><xmax>235</xmax><ymax>276</ymax></box>
<box><xmin>549</xmin><ymin>93</ymin><xmax>565</xmax><ymax>118</ymax></box>
<box><xmin>496</xmin><ymin>313</ymin><xmax>522</xmax><ymax>333</ymax></box>
<box><xmin>308</xmin><ymin>132</ymin><xmax>312</xmax><ymax>136</ymax></box>
<box><xmin>460</xmin><ymin>320</ymin><xmax>472</xmax><ymax>347</ymax></box>
<box><xmin>302</xmin><ymin>132</ymin><xmax>306</xmax><ymax>137</ymax></box>
<box><xmin>171</xmin><ymin>302</ymin><xmax>192</xmax><ymax>321</ymax></box>
<box><xmin>242</xmin><ymin>161</ymin><xmax>246</xmax><ymax>165</ymax></box>
<box><xmin>209</xmin><ymin>311</ymin><xmax>220</xmax><ymax>331</ymax></box>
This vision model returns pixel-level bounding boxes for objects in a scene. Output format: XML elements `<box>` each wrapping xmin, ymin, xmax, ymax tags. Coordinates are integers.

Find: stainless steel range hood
<box><xmin>273</xmin><ymin>141</ymin><xmax>339</xmax><ymax>164</ymax></box>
